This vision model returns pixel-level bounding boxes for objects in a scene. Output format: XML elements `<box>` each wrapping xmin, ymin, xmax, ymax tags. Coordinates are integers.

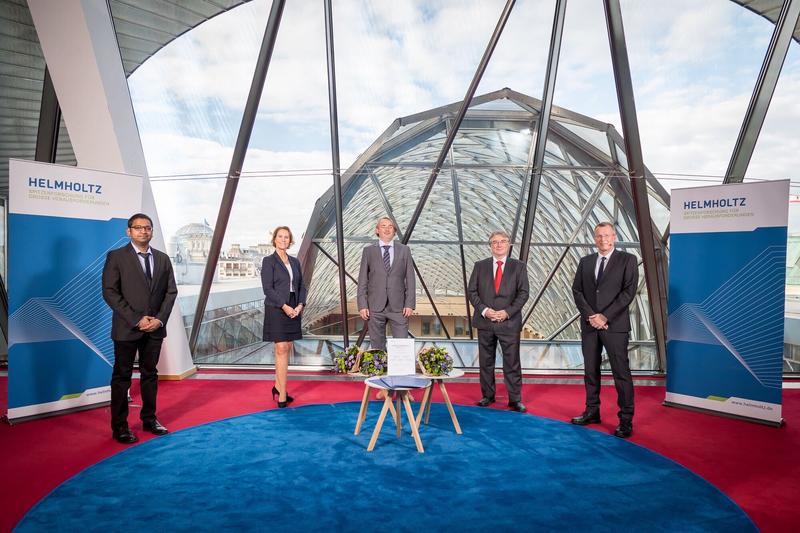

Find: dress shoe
<box><xmin>142</xmin><ymin>419</ymin><xmax>169</xmax><ymax>436</ymax></box>
<box><xmin>571</xmin><ymin>411</ymin><xmax>601</xmax><ymax>425</ymax></box>
<box><xmin>613</xmin><ymin>423</ymin><xmax>633</xmax><ymax>438</ymax></box>
<box><xmin>272</xmin><ymin>386</ymin><xmax>294</xmax><ymax>404</ymax></box>
<box><xmin>112</xmin><ymin>428</ymin><xmax>138</xmax><ymax>444</ymax></box>
<box><xmin>476</xmin><ymin>397</ymin><xmax>495</xmax><ymax>407</ymax></box>
<box><xmin>508</xmin><ymin>401</ymin><xmax>527</xmax><ymax>413</ymax></box>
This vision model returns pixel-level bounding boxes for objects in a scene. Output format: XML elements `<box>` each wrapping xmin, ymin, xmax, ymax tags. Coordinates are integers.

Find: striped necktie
<box><xmin>382</xmin><ymin>246</ymin><xmax>391</xmax><ymax>271</ymax></box>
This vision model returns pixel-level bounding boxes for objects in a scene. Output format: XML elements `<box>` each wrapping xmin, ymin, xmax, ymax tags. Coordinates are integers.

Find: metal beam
<box><xmin>412</xmin><ymin>260</ymin><xmax>452</xmax><ymax>339</ymax></box>
<box><xmin>518</xmin><ymin>0</ymin><xmax>567</xmax><ymax>264</ymax></box>
<box><xmin>447</xmin><ymin>126</ymin><xmax>474</xmax><ymax>339</ymax></box>
<box><xmin>401</xmin><ymin>0</ymin><xmax>516</xmax><ymax>244</ymax></box>
<box><xmin>546</xmin><ymin>312</ymin><xmax>580</xmax><ymax>341</ymax></box>
<box><xmin>725</xmin><ymin>0</ymin><xmax>800</xmax><ymax>183</ymax></box>
<box><xmin>323</xmin><ymin>0</ymin><xmax>350</xmax><ymax>347</ymax></box>
<box><xmin>603</xmin><ymin>0</ymin><xmax>668</xmax><ymax>367</ymax></box>
<box><xmin>313</xmin><ymin>242</ymin><xmax>358</xmax><ymax>285</ymax></box>
<box><xmin>522</xmin><ymin>175</ymin><xmax>610</xmax><ymax>325</ymax></box>
<box><xmin>368</xmin><ymin>171</ymin><xmax>400</xmax><ymax>226</ymax></box>
<box><xmin>189</xmin><ymin>0</ymin><xmax>285</xmax><ymax>353</ymax></box>
<box><xmin>35</xmin><ymin>67</ymin><xmax>60</xmax><ymax>163</ymax></box>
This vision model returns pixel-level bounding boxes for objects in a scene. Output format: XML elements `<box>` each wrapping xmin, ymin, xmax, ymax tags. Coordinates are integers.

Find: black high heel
<box><xmin>272</xmin><ymin>386</ymin><xmax>294</xmax><ymax>404</ymax></box>
<box><xmin>277</xmin><ymin>400</ymin><xmax>288</xmax><ymax>408</ymax></box>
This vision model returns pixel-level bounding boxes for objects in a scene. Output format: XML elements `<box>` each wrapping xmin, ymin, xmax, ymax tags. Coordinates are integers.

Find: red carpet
<box><xmin>1</xmin><ymin>374</ymin><xmax>797</xmax><ymax>532</ymax></box>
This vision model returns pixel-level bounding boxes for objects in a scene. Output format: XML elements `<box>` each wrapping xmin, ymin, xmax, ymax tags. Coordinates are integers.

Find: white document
<box><xmin>387</xmin><ymin>338</ymin><xmax>416</xmax><ymax>376</ymax></box>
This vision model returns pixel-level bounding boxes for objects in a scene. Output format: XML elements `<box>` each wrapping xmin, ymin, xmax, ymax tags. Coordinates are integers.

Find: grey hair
<box><xmin>488</xmin><ymin>230</ymin><xmax>510</xmax><ymax>243</ymax></box>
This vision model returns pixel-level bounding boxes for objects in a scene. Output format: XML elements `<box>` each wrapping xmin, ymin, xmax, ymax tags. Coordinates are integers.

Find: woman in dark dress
<box><xmin>261</xmin><ymin>226</ymin><xmax>307</xmax><ymax>407</ymax></box>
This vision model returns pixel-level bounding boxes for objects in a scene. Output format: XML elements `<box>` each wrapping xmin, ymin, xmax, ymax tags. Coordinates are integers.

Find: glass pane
<box><xmin>193</xmin><ymin>170</ymin><xmax>331</xmax><ymax>363</ymax></box>
<box><xmin>126</xmin><ymin>2</ymin><xmax>267</xmax><ymax>159</ymax></box>
<box><xmin>620</xmin><ymin>0</ymin><xmax>772</xmax><ymax>180</ymax></box>
<box><xmin>551</xmin><ymin>0</ymin><xmax>621</xmax><ymax>132</ymax></box>
<box><xmin>303</xmin><ymin>241</ymin><xmax>362</xmax><ymax>339</ymax></box>
<box><xmin>457</xmin><ymin>168</ymin><xmax>525</xmax><ymax>242</ymax></box>
<box><xmin>526</xmin><ymin>245</ymin><xmax>583</xmax><ymax>339</ymax></box>
<box><xmin>54</xmin><ymin>116</ymin><xmax>77</xmax><ymax>167</ymax></box>
<box><xmin>408</xmin><ymin>243</ymin><xmax>469</xmax><ymax>339</ymax></box>
<box><xmin>452</xmin><ymin>119</ymin><xmax>534</xmax><ymax>165</ymax></box>
<box><xmin>559</xmin><ymin>121</ymin><xmax>611</xmax><ymax>158</ymax></box>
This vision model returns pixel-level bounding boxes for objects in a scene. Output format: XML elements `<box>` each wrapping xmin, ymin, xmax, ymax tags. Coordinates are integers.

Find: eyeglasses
<box><xmin>490</xmin><ymin>239</ymin><xmax>509</xmax><ymax>246</ymax></box>
<box><xmin>130</xmin><ymin>225</ymin><xmax>152</xmax><ymax>232</ymax></box>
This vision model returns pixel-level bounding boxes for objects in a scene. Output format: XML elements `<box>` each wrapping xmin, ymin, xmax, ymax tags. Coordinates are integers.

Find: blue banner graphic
<box><xmin>7</xmin><ymin>160</ymin><xmax>141</xmax><ymax>420</ymax></box>
<box><xmin>666</xmin><ymin>181</ymin><xmax>788</xmax><ymax>424</ymax></box>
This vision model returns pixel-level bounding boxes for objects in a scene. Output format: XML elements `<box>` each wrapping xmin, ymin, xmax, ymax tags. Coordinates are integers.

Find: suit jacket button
<box><xmin>596</xmin><ymin>289</ymin><xmax>600</xmax><ymax>293</ymax></box>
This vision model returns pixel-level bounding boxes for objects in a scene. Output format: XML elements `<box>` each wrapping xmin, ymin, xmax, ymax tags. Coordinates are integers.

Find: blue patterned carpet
<box><xmin>18</xmin><ymin>402</ymin><xmax>755</xmax><ymax>532</ymax></box>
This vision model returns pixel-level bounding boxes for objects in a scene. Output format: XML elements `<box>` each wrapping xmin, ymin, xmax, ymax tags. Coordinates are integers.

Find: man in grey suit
<box><xmin>357</xmin><ymin>217</ymin><xmax>415</xmax><ymax>351</ymax></box>
<box><xmin>468</xmin><ymin>230</ymin><xmax>530</xmax><ymax>412</ymax></box>
<box><xmin>571</xmin><ymin>222</ymin><xmax>638</xmax><ymax>438</ymax></box>
<box><xmin>102</xmin><ymin>213</ymin><xmax>177</xmax><ymax>444</ymax></box>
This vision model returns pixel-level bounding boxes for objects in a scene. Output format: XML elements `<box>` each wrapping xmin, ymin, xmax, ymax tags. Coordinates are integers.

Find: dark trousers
<box><xmin>110</xmin><ymin>335</ymin><xmax>163</xmax><ymax>431</ymax></box>
<box><xmin>581</xmin><ymin>329</ymin><xmax>634</xmax><ymax>423</ymax></box>
<box><xmin>477</xmin><ymin>328</ymin><xmax>522</xmax><ymax>402</ymax></box>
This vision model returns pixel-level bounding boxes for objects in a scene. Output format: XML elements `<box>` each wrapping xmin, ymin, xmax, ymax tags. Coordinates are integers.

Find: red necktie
<box><xmin>494</xmin><ymin>260</ymin><xmax>503</xmax><ymax>293</ymax></box>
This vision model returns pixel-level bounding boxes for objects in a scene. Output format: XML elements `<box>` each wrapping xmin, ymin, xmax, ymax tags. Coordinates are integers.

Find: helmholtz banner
<box><xmin>666</xmin><ymin>180</ymin><xmax>789</xmax><ymax>425</ymax></box>
<box><xmin>7</xmin><ymin>159</ymin><xmax>142</xmax><ymax>420</ymax></box>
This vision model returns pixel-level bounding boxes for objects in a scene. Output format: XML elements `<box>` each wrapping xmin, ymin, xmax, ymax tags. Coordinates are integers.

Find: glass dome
<box><xmin>298</xmin><ymin>88</ymin><xmax>670</xmax><ymax>350</ymax></box>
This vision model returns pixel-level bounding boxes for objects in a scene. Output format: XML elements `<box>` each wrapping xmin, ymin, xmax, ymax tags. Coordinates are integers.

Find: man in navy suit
<box><xmin>571</xmin><ymin>222</ymin><xmax>638</xmax><ymax>438</ymax></box>
<box><xmin>102</xmin><ymin>213</ymin><xmax>177</xmax><ymax>444</ymax></box>
<box><xmin>357</xmin><ymin>217</ymin><xmax>415</xmax><ymax>351</ymax></box>
<box><xmin>468</xmin><ymin>230</ymin><xmax>530</xmax><ymax>412</ymax></box>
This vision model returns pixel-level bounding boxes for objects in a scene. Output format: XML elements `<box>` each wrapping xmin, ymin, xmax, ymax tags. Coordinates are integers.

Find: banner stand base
<box><xmin>5</xmin><ymin>400</ymin><xmax>111</xmax><ymax>425</ymax></box>
<box><xmin>663</xmin><ymin>400</ymin><xmax>784</xmax><ymax>428</ymax></box>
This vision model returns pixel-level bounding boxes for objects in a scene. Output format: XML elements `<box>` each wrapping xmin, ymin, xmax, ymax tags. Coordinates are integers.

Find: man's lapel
<box><xmin>126</xmin><ymin>245</ymin><xmax>151</xmax><ymax>289</ymax></box>
<box><xmin>392</xmin><ymin>243</ymin><xmax>404</xmax><ymax>272</ymax></box>
<box><xmin>588</xmin><ymin>253</ymin><xmax>599</xmax><ymax>289</ymax></box>
<box><xmin>486</xmin><ymin>258</ymin><xmax>496</xmax><ymax>291</ymax></box>
<box><xmin>150</xmin><ymin>250</ymin><xmax>162</xmax><ymax>291</ymax></box>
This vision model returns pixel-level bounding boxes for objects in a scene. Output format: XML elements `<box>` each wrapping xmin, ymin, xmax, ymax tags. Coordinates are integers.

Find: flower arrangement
<box><xmin>359</xmin><ymin>349</ymin><xmax>387</xmax><ymax>376</ymax></box>
<box><xmin>417</xmin><ymin>345</ymin><xmax>453</xmax><ymax>376</ymax></box>
<box><xmin>333</xmin><ymin>345</ymin><xmax>361</xmax><ymax>374</ymax></box>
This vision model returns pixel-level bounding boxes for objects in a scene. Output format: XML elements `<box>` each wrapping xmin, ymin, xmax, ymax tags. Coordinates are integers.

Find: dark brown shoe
<box><xmin>476</xmin><ymin>397</ymin><xmax>495</xmax><ymax>407</ymax></box>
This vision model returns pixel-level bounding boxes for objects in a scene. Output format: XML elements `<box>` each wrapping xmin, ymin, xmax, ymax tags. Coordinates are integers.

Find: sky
<box><xmin>126</xmin><ymin>0</ymin><xmax>800</xmax><ymax>248</ymax></box>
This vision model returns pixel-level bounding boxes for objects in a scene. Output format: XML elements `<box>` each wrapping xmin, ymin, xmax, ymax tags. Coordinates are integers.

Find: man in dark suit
<box><xmin>468</xmin><ymin>230</ymin><xmax>529</xmax><ymax>412</ymax></box>
<box><xmin>102</xmin><ymin>213</ymin><xmax>177</xmax><ymax>444</ymax></box>
<box><xmin>357</xmin><ymin>217</ymin><xmax>415</xmax><ymax>351</ymax></box>
<box><xmin>571</xmin><ymin>221</ymin><xmax>638</xmax><ymax>438</ymax></box>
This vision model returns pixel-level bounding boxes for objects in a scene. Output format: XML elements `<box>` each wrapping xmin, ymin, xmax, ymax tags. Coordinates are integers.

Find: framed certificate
<box><xmin>387</xmin><ymin>338</ymin><xmax>416</xmax><ymax>375</ymax></box>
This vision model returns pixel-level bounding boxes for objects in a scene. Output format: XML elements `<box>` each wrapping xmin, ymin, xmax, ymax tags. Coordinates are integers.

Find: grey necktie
<box><xmin>382</xmin><ymin>245</ymin><xmax>391</xmax><ymax>271</ymax></box>
<box><xmin>138</xmin><ymin>252</ymin><xmax>152</xmax><ymax>282</ymax></box>
<box><xmin>597</xmin><ymin>256</ymin><xmax>606</xmax><ymax>284</ymax></box>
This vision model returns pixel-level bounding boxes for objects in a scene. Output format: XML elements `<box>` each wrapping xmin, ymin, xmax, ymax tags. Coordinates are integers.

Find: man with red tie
<box><xmin>467</xmin><ymin>230</ymin><xmax>530</xmax><ymax>412</ymax></box>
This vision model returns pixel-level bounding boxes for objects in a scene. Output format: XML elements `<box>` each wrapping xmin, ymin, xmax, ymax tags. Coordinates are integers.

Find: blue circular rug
<box><xmin>19</xmin><ymin>402</ymin><xmax>754</xmax><ymax>532</ymax></box>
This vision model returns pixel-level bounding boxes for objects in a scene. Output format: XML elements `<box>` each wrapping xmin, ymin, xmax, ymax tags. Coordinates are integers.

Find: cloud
<box><xmin>142</xmin><ymin>132</ymin><xmax>339</xmax><ymax>248</ymax></box>
<box><xmin>128</xmin><ymin>0</ymin><xmax>800</xmax><ymax>241</ymax></box>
